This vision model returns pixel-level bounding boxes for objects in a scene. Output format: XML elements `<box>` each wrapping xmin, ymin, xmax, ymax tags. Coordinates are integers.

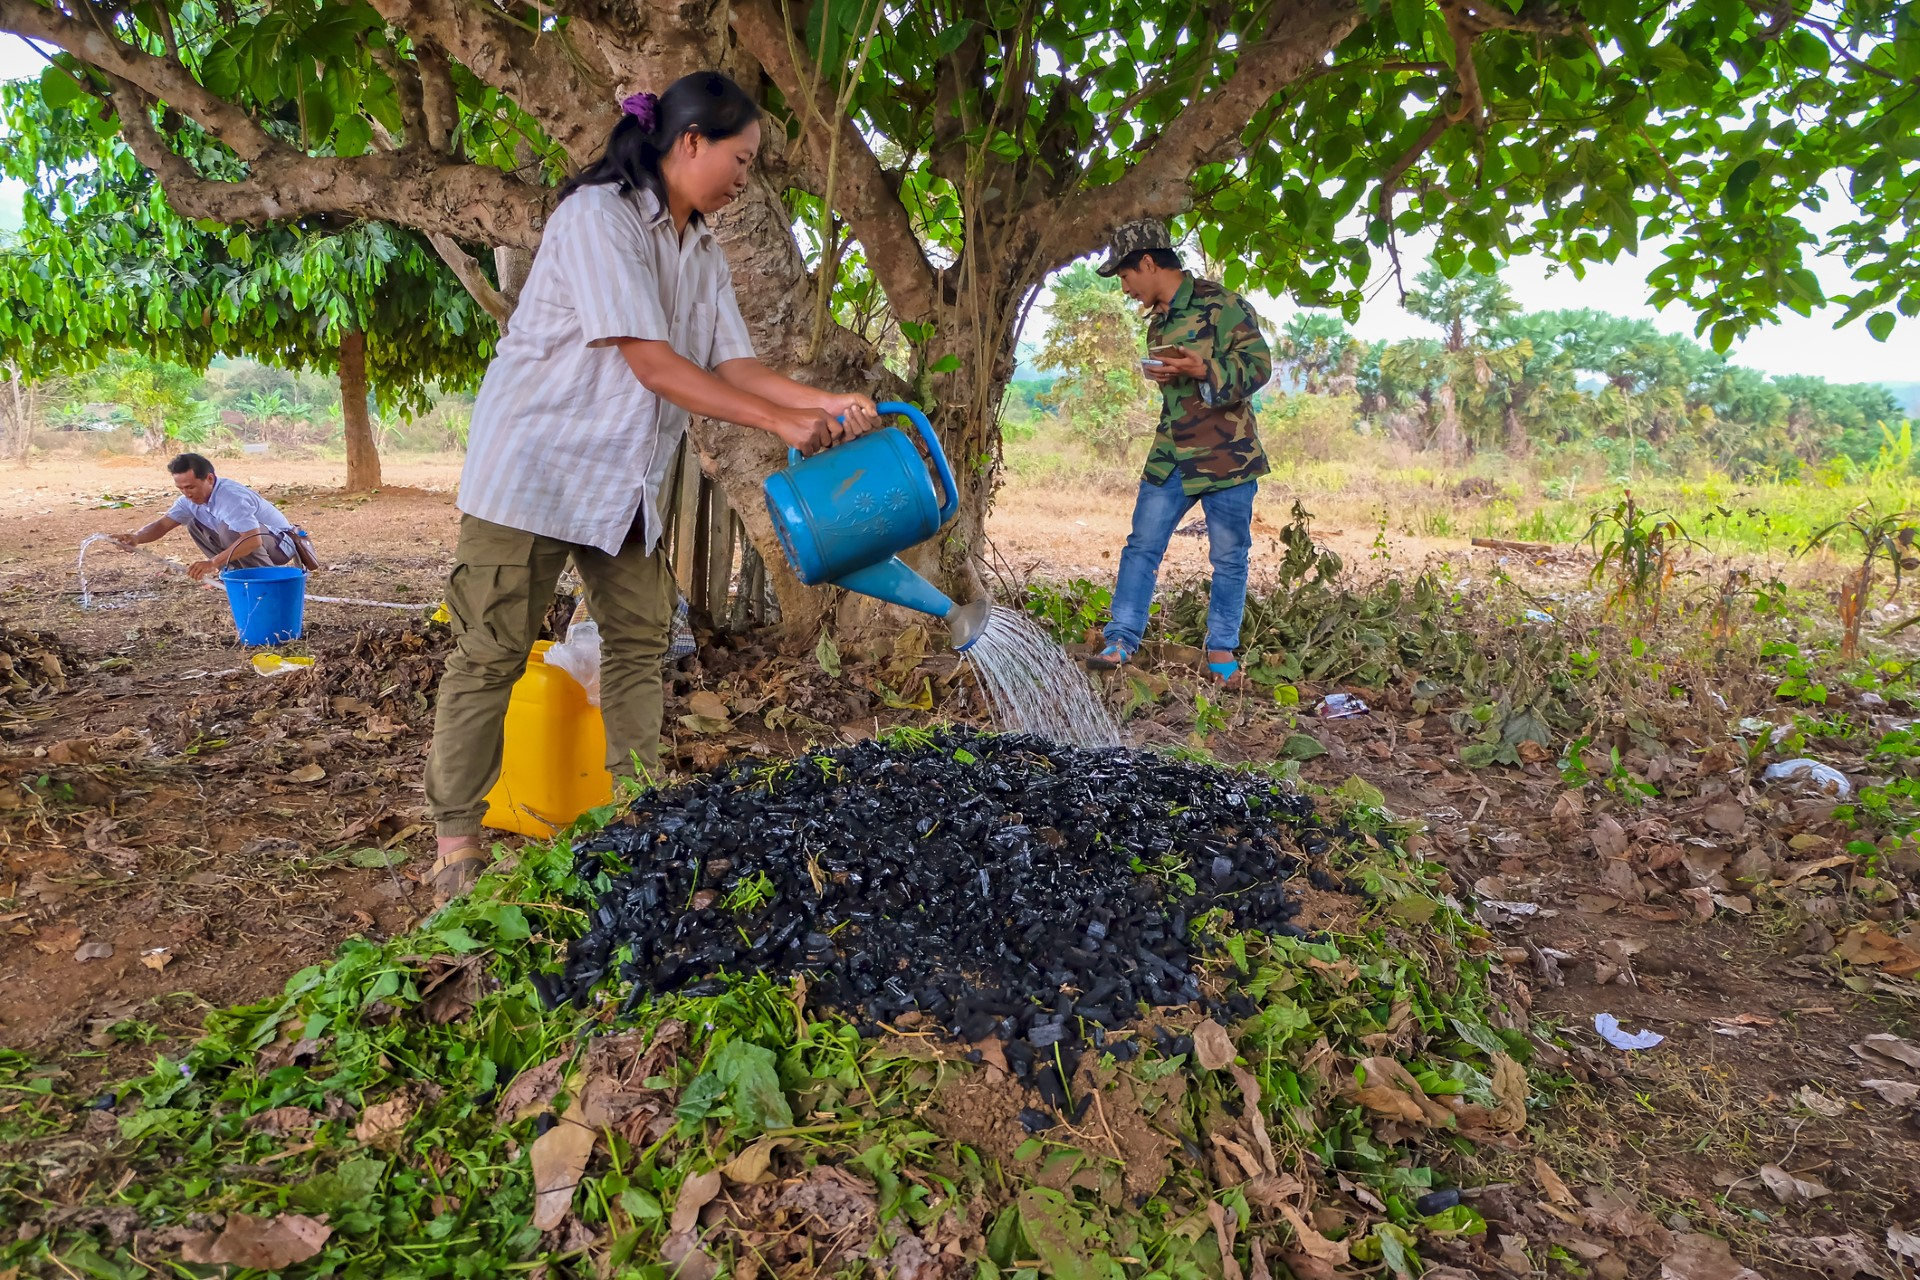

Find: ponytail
<box><xmin>557</xmin><ymin>71</ymin><xmax>761</xmax><ymax>212</ymax></box>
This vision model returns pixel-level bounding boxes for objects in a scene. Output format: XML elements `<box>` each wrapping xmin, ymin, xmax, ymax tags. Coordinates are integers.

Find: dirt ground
<box><xmin>4</xmin><ymin>451</ymin><xmax>1919</xmax><ymax>1274</ymax></box>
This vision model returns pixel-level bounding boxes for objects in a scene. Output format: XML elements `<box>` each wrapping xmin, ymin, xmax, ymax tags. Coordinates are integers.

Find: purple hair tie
<box><xmin>620</xmin><ymin>91</ymin><xmax>658</xmax><ymax>131</ymax></box>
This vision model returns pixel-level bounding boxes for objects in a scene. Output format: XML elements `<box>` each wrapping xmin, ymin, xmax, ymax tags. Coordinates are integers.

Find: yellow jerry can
<box><xmin>482</xmin><ymin>641</ymin><xmax>614</xmax><ymax>837</ymax></box>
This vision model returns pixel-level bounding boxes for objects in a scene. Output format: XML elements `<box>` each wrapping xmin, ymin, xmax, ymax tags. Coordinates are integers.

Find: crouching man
<box><xmin>113</xmin><ymin>452</ymin><xmax>314</xmax><ymax>579</ymax></box>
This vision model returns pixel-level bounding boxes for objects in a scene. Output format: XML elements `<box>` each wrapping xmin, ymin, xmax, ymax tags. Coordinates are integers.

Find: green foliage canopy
<box><xmin>0</xmin><ymin>83</ymin><xmax>493</xmax><ymax>413</ymax></box>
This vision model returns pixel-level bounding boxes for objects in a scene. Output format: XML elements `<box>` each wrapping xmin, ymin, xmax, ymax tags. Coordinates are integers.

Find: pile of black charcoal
<box><xmin>560</xmin><ymin>729</ymin><xmax>1348</xmax><ymax>1100</ymax></box>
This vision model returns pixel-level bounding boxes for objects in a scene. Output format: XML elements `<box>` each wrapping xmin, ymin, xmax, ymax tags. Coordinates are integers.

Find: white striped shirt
<box><xmin>457</xmin><ymin>184</ymin><xmax>757</xmax><ymax>555</ymax></box>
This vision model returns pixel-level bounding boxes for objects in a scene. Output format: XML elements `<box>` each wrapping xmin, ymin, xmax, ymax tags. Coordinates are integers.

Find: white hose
<box><xmin>77</xmin><ymin>533</ymin><xmax>429</xmax><ymax>613</ymax></box>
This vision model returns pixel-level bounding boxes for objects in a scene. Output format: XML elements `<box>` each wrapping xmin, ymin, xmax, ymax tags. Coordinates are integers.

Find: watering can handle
<box><xmin>879</xmin><ymin>401</ymin><xmax>959</xmax><ymax>525</ymax></box>
<box><xmin>784</xmin><ymin>403</ymin><xmax>960</xmax><ymax>527</ymax></box>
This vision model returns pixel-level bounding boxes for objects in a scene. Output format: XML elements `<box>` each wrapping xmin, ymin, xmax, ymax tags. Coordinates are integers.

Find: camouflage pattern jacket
<box><xmin>1143</xmin><ymin>275</ymin><xmax>1273</xmax><ymax>495</ymax></box>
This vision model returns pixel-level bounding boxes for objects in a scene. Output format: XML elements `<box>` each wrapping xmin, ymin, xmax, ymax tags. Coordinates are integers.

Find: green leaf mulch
<box><xmin>0</xmin><ymin>760</ymin><xmax>1541</xmax><ymax>1279</ymax></box>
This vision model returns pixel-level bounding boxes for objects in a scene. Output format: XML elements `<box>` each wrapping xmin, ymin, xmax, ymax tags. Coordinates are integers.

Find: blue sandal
<box><xmin>1086</xmin><ymin>641</ymin><xmax>1134</xmax><ymax>671</ymax></box>
<box><xmin>1207</xmin><ymin>651</ymin><xmax>1245</xmax><ymax>687</ymax></box>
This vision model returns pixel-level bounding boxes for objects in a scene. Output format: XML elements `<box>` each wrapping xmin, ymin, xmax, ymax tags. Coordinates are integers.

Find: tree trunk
<box><xmin>1434</xmin><ymin>382</ymin><xmax>1465</xmax><ymax>460</ymax></box>
<box><xmin>1504</xmin><ymin>404</ymin><xmax>1528</xmax><ymax>458</ymax></box>
<box><xmin>339</xmin><ymin>329</ymin><xmax>382</xmax><ymax>492</ymax></box>
<box><xmin>3</xmin><ymin>360</ymin><xmax>34</xmax><ymax>464</ymax></box>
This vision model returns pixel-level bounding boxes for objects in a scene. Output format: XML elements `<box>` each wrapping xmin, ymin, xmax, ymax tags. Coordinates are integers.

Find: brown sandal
<box><xmin>428</xmin><ymin>844</ymin><xmax>489</xmax><ymax>908</ymax></box>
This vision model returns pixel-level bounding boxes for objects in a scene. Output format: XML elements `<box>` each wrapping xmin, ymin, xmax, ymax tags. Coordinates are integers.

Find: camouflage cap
<box><xmin>1094</xmin><ymin>218</ymin><xmax>1173</xmax><ymax>276</ymax></box>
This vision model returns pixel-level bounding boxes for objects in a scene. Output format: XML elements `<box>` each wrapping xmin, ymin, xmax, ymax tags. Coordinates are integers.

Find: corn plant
<box><xmin>1798</xmin><ymin>502</ymin><xmax>1920</xmax><ymax>658</ymax></box>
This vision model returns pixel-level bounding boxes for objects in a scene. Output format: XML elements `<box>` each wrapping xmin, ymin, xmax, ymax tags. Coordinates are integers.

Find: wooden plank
<box><xmin>671</xmin><ymin>439</ymin><xmax>704</xmax><ymax>600</ymax></box>
<box><xmin>688</xmin><ymin>479</ymin><xmax>712</xmax><ymax>617</ymax></box>
<box><xmin>705</xmin><ymin>486</ymin><xmax>735</xmax><ymax>625</ymax></box>
<box><xmin>659</xmin><ymin>442</ymin><xmax>684</xmax><ymax>564</ymax></box>
<box><xmin>730</xmin><ymin>523</ymin><xmax>760</xmax><ymax>630</ymax></box>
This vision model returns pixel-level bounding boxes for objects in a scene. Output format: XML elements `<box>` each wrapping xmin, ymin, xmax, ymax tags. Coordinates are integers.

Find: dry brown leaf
<box><xmin>1582</xmin><ymin>1186</ymin><xmax>1671</xmax><ymax>1248</ymax></box>
<box><xmin>721</xmin><ymin>1136</ymin><xmax>779</xmax><ymax>1185</ymax></box>
<box><xmin>1834</xmin><ymin>925</ymin><xmax>1920</xmax><ymax>977</ymax></box>
<box><xmin>1214</xmin><ymin>1135</ymin><xmax>1264</xmax><ymax>1181</ymax></box>
<box><xmin>1344</xmin><ymin>1056</ymin><xmax>1452</xmax><ymax>1126</ymax></box>
<box><xmin>181</xmin><ymin>1213</ymin><xmax>332</xmax><ymax>1270</ymax></box>
<box><xmin>1758</xmin><ymin>1164</ymin><xmax>1830</xmax><ymax>1204</ymax></box>
<box><xmin>1598</xmin><ymin>857</ymin><xmax>1646</xmax><ymax>902</ymax></box>
<box><xmin>1591</xmin><ymin>815</ymin><xmax>1629</xmax><ymax>859</ymax></box>
<box><xmin>1278</xmin><ymin>1203</ymin><xmax>1351</xmax><ymax>1265</ymax></box>
<box><xmin>416</xmin><ymin>953</ymin><xmax>486</xmax><ymax>1025</ymax></box>
<box><xmin>1854</xmin><ymin>1034</ymin><xmax>1920</xmax><ymax>1073</ymax></box>
<box><xmin>1679</xmin><ymin>887</ymin><xmax>1717</xmax><ymax>919</ymax></box>
<box><xmin>660</xmin><ymin>1230</ymin><xmax>720</xmax><ymax>1280</ymax></box>
<box><xmin>530</xmin><ymin>1100</ymin><xmax>599</xmax><ymax>1231</ymax></box>
<box><xmin>1227</xmin><ymin>1063</ymin><xmax>1277</xmax><ymax>1173</ymax></box>
<box><xmin>972</xmin><ymin>1037</ymin><xmax>1010</xmax><ymax>1077</ymax></box>
<box><xmin>1208</xmin><ymin>1201</ymin><xmax>1246</xmax><ymax>1280</ymax></box>
<box><xmin>246</xmin><ymin>1107</ymin><xmax>319</xmax><ymax>1136</ymax></box>
<box><xmin>1243</xmin><ymin>1173</ymin><xmax>1307</xmax><ymax>1209</ymax></box>
<box><xmin>1703</xmin><ymin>799</ymin><xmax>1746</xmax><ymax>834</ymax></box>
<box><xmin>1794</xmin><ymin>1086</ymin><xmax>1846</xmax><ymax>1118</ymax></box>
<box><xmin>1862</xmin><ymin>1078</ymin><xmax>1920</xmax><ymax>1107</ymax></box>
<box><xmin>140</xmin><ymin>948</ymin><xmax>173</xmax><ymax>971</ymax></box>
<box><xmin>1712</xmin><ymin>1013</ymin><xmax>1776</xmax><ymax>1030</ymax></box>
<box><xmin>686</xmin><ymin>691</ymin><xmax>730</xmax><ymax>721</ymax></box>
<box><xmin>1250</xmin><ymin>1237</ymin><xmax>1274</xmax><ymax>1280</ymax></box>
<box><xmin>1779</xmin><ymin>1234</ymin><xmax>1889</xmax><ymax>1279</ymax></box>
<box><xmin>285</xmin><ymin>762</ymin><xmax>327</xmax><ymax>784</ymax></box>
<box><xmin>1782</xmin><ymin>855</ymin><xmax>1857</xmax><ymax>886</ymax></box>
<box><xmin>496</xmin><ymin>1053</ymin><xmax>570</xmax><ymax>1123</ymax></box>
<box><xmin>352</xmin><ymin>1094</ymin><xmax>414</xmax><ymax>1146</ymax></box>
<box><xmin>671</xmin><ymin>1169</ymin><xmax>722</xmax><ymax>1235</ymax></box>
<box><xmin>1193</xmin><ymin>1018</ymin><xmax>1236</xmax><ymax>1071</ymax></box>
<box><xmin>1889</xmin><ymin>1228</ymin><xmax>1920</xmax><ymax>1261</ymax></box>
<box><xmin>31</xmin><ymin>924</ymin><xmax>83</xmax><ymax>956</ymax></box>
<box><xmin>1534</xmin><ymin>1156</ymin><xmax>1576</xmax><ymax>1206</ymax></box>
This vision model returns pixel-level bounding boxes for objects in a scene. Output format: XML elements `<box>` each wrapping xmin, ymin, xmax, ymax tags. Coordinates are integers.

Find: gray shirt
<box><xmin>457</xmin><ymin>184</ymin><xmax>757</xmax><ymax>555</ymax></box>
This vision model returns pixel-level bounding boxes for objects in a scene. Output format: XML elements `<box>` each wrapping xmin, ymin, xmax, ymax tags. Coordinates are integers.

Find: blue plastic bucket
<box><xmin>221</xmin><ymin>565</ymin><xmax>307</xmax><ymax>645</ymax></box>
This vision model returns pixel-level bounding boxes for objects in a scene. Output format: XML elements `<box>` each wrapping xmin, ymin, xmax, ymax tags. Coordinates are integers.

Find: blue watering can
<box><xmin>763</xmin><ymin>401</ymin><xmax>993</xmax><ymax>651</ymax></box>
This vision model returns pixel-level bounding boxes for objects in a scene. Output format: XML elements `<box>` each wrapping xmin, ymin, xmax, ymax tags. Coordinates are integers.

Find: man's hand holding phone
<box><xmin>1142</xmin><ymin>344</ymin><xmax>1207</xmax><ymax>385</ymax></box>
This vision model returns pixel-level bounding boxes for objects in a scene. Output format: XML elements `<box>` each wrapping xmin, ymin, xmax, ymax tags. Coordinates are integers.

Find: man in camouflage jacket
<box><xmin>1086</xmin><ymin>218</ymin><xmax>1272</xmax><ymax>683</ymax></box>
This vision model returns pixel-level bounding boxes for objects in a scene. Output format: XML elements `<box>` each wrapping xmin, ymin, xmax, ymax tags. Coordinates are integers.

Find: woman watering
<box><xmin>426</xmin><ymin>71</ymin><xmax>878</xmax><ymax>905</ymax></box>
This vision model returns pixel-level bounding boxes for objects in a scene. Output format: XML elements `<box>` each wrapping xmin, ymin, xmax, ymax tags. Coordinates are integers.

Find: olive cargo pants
<box><xmin>426</xmin><ymin>513</ymin><xmax>674</xmax><ymax>839</ymax></box>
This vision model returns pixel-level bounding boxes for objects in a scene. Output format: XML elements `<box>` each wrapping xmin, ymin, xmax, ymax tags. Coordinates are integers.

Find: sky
<box><xmin>3</xmin><ymin>33</ymin><xmax>1915</xmax><ymax>388</ymax></box>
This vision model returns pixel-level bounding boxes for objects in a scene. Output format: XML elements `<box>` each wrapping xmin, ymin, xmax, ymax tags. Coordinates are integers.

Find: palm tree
<box><xmin>1275</xmin><ymin>313</ymin><xmax>1359</xmax><ymax>394</ymax></box>
<box><xmin>1403</xmin><ymin>264</ymin><xmax>1521</xmax><ymax>353</ymax></box>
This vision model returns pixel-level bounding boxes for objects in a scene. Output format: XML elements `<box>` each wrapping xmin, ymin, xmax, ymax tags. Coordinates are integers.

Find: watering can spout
<box><xmin>946</xmin><ymin>598</ymin><xmax>992</xmax><ymax>652</ymax></box>
<box><xmin>829</xmin><ymin>560</ymin><xmax>993</xmax><ymax>652</ymax></box>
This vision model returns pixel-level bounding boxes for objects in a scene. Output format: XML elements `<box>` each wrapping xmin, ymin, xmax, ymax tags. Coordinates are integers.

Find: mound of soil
<box><xmin>564</xmin><ymin>730</ymin><xmax>1339</xmax><ymax>1071</ymax></box>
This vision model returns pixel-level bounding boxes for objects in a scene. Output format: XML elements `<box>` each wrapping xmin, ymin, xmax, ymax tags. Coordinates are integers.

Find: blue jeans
<box><xmin>1104</xmin><ymin>475</ymin><xmax>1257</xmax><ymax>654</ymax></box>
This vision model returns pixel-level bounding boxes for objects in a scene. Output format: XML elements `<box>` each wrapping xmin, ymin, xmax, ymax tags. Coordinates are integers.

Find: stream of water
<box><xmin>960</xmin><ymin>606</ymin><xmax>1122</xmax><ymax>747</ymax></box>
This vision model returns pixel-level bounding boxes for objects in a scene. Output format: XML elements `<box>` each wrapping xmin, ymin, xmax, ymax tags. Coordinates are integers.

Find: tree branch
<box><xmin>1449</xmin><ymin>0</ymin><xmax>1586</xmax><ymax>38</ymax></box>
<box><xmin>0</xmin><ymin>0</ymin><xmax>272</xmax><ymax>160</ymax></box>
<box><xmin>427</xmin><ymin>234</ymin><xmax>513</xmax><ymax>328</ymax></box>
<box><xmin>372</xmin><ymin>44</ymin><xmax>428</xmax><ymax>150</ymax></box>
<box><xmin>108</xmin><ymin>77</ymin><xmax>546</xmax><ymax>247</ymax></box>
<box><xmin>929</xmin><ymin>20</ymin><xmax>987</xmax><ymax>187</ymax></box>
<box><xmin>413</xmin><ymin>39</ymin><xmax>458</xmax><ymax>155</ymax></box>
<box><xmin>1037</xmin><ymin>0</ymin><xmax>1366</xmax><ymax>268</ymax></box>
<box><xmin>364</xmin><ymin>0</ymin><xmax>614</xmax><ymax>164</ymax></box>
<box><xmin>731</xmin><ymin>0</ymin><xmax>940</xmax><ymax>325</ymax></box>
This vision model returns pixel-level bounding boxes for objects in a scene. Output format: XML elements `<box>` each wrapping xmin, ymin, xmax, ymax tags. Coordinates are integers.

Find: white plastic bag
<box><xmin>1762</xmin><ymin>757</ymin><xmax>1852</xmax><ymax>797</ymax></box>
<box><xmin>546</xmin><ymin>617</ymin><xmax>603</xmax><ymax>706</ymax></box>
